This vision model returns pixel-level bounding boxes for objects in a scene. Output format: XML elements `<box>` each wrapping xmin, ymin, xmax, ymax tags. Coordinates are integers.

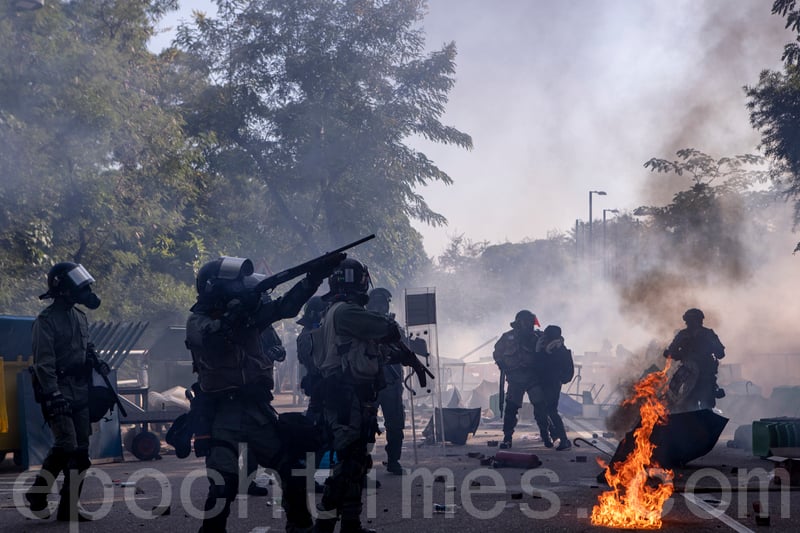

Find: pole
<box><xmin>602</xmin><ymin>209</ymin><xmax>607</xmax><ymax>277</ymax></box>
<box><xmin>588</xmin><ymin>191</ymin><xmax>593</xmax><ymax>259</ymax></box>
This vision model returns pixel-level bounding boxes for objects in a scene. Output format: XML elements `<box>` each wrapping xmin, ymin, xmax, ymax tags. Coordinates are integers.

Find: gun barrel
<box><xmin>255</xmin><ymin>234</ymin><xmax>376</xmax><ymax>292</ymax></box>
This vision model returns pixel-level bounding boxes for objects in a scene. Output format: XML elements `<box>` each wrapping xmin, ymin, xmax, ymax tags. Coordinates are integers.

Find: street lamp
<box><xmin>588</xmin><ymin>190</ymin><xmax>606</xmax><ymax>258</ymax></box>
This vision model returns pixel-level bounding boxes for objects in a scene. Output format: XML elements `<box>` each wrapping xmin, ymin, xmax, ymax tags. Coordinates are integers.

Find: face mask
<box><xmin>73</xmin><ymin>286</ymin><xmax>101</xmax><ymax>310</ymax></box>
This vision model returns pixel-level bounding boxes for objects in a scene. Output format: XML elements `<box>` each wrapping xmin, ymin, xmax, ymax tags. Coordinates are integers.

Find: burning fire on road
<box><xmin>591</xmin><ymin>361</ymin><xmax>674</xmax><ymax>529</ymax></box>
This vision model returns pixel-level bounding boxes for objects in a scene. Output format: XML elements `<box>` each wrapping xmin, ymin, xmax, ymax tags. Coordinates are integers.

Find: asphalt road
<box><xmin>0</xmin><ymin>409</ymin><xmax>796</xmax><ymax>532</ymax></box>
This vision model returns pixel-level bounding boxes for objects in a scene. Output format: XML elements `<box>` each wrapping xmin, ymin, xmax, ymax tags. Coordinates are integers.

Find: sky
<box><xmin>150</xmin><ymin>1</ymin><xmax>794</xmax><ymax>258</ymax></box>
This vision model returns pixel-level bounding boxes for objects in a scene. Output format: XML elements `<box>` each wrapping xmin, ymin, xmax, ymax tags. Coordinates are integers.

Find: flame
<box><xmin>591</xmin><ymin>361</ymin><xmax>674</xmax><ymax>529</ymax></box>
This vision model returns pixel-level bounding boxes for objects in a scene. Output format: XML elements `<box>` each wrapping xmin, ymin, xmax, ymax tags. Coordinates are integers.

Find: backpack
<box><xmin>318</xmin><ymin>302</ymin><xmax>381</xmax><ymax>383</ymax></box>
<box><xmin>556</xmin><ymin>348</ymin><xmax>575</xmax><ymax>385</ymax></box>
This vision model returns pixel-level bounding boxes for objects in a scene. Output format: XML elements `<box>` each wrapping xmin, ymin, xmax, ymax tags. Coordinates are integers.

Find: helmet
<box><xmin>682</xmin><ymin>308</ymin><xmax>704</xmax><ymax>324</ymax></box>
<box><xmin>297</xmin><ymin>296</ymin><xmax>326</xmax><ymax>327</ymax></box>
<box><xmin>366</xmin><ymin>287</ymin><xmax>392</xmax><ymax>314</ymax></box>
<box><xmin>510</xmin><ymin>309</ymin><xmax>540</xmax><ymax>329</ymax></box>
<box><xmin>195</xmin><ymin>256</ymin><xmax>258</xmax><ymax>306</ymax></box>
<box><xmin>326</xmin><ymin>258</ymin><xmax>370</xmax><ymax>298</ymax></box>
<box><xmin>42</xmin><ymin>262</ymin><xmax>101</xmax><ymax>309</ymax></box>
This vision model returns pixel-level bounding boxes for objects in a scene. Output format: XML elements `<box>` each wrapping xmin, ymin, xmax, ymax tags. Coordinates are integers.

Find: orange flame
<box><xmin>591</xmin><ymin>361</ymin><xmax>674</xmax><ymax>529</ymax></box>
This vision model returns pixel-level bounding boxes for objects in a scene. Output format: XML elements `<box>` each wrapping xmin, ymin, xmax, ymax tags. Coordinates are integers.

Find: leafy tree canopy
<box><xmin>174</xmin><ymin>0</ymin><xmax>471</xmax><ymax>286</ymax></box>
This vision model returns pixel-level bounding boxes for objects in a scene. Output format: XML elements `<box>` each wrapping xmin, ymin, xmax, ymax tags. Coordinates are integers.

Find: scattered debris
<box><xmin>575</xmin><ymin>455</ymin><xmax>587</xmax><ymax>463</ymax></box>
<box><xmin>433</xmin><ymin>504</ymin><xmax>458</xmax><ymax>514</ymax></box>
<box><xmin>487</xmin><ymin>440</ymin><xmax>499</xmax><ymax>447</ymax></box>
<box><xmin>510</xmin><ymin>492</ymin><xmax>523</xmax><ymax>500</ymax></box>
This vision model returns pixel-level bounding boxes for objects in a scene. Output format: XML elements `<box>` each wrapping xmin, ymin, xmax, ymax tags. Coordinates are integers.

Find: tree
<box><xmin>638</xmin><ymin>149</ymin><xmax>772</xmax><ymax>280</ymax></box>
<box><xmin>174</xmin><ymin>0</ymin><xmax>471</xmax><ymax>284</ymax></box>
<box><xmin>745</xmin><ymin>0</ymin><xmax>800</xmax><ymax>251</ymax></box>
<box><xmin>0</xmin><ymin>0</ymin><xmax>202</xmax><ymax>320</ymax></box>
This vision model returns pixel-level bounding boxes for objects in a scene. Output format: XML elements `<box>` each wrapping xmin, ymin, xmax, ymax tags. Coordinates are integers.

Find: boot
<box><xmin>312</xmin><ymin>517</ymin><xmax>338</xmax><ymax>533</ymax></box>
<box><xmin>555</xmin><ymin>438</ymin><xmax>572</xmax><ymax>451</ymax></box>
<box><xmin>385</xmin><ymin>461</ymin><xmax>405</xmax><ymax>475</ymax></box>
<box><xmin>56</xmin><ymin>478</ymin><xmax>92</xmax><ymax>522</ymax></box>
<box><xmin>542</xmin><ymin>435</ymin><xmax>554</xmax><ymax>448</ymax></box>
<box><xmin>340</xmin><ymin>519</ymin><xmax>376</xmax><ymax>533</ymax></box>
<box><xmin>25</xmin><ymin>475</ymin><xmax>52</xmax><ymax>518</ymax></box>
<box><xmin>499</xmin><ymin>435</ymin><xmax>512</xmax><ymax>449</ymax></box>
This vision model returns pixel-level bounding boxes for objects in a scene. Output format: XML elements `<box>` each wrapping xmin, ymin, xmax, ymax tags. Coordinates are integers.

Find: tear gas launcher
<box><xmin>251</xmin><ymin>234</ymin><xmax>376</xmax><ymax>293</ymax></box>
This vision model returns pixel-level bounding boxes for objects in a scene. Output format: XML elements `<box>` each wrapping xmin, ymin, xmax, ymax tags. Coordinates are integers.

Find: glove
<box><xmin>43</xmin><ymin>391</ymin><xmax>71</xmax><ymax>419</ymax></box>
<box><xmin>194</xmin><ymin>434</ymin><xmax>211</xmax><ymax>458</ymax></box>
<box><xmin>307</xmin><ymin>252</ymin><xmax>347</xmax><ymax>284</ymax></box>
<box><xmin>266</xmin><ymin>345</ymin><xmax>287</xmax><ymax>362</ymax></box>
<box><xmin>223</xmin><ymin>298</ymin><xmax>250</xmax><ymax>326</ymax></box>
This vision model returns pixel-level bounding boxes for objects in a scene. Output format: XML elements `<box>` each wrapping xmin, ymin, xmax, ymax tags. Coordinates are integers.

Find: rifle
<box><xmin>87</xmin><ymin>343</ymin><xmax>128</xmax><ymax>418</ymax></box>
<box><xmin>385</xmin><ymin>340</ymin><xmax>435</xmax><ymax>391</ymax></box>
<box><xmin>252</xmin><ymin>234</ymin><xmax>375</xmax><ymax>293</ymax></box>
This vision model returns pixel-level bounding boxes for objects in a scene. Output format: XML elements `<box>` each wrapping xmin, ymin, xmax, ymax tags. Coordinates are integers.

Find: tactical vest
<box><xmin>186</xmin><ymin>313</ymin><xmax>273</xmax><ymax>393</ymax></box>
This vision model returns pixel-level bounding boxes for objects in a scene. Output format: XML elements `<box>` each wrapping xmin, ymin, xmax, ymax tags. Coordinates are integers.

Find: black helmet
<box><xmin>682</xmin><ymin>308</ymin><xmax>704</xmax><ymax>323</ymax></box>
<box><xmin>366</xmin><ymin>287</ymin><xmax>392</xmax><ymax>314</ymax></box>
<box><xmin>325</xmin><ymin>258</ymin><xmax>370</xmax><ymax>300</ymax></box>
<box><xmin>195</xmin><ymin>256</ymin><xmax>259</xmax><ymax>307</ymax></box>
<box><xmin>511</xmin><ymin>309</ymin><xmax>539</xmax><ymax>329</ymax></box>
<box><xmin>297</xmin><ymin>296</ymin><xmax>326</xmax><ymax>327</ymax></box>
<box><xmin>41</xmin><ymin>262</ymin><xmax>101</xmax><ymax>309</ymax></box>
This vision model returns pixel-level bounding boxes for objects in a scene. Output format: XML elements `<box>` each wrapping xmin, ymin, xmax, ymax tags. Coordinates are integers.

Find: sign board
<box><xmin>405</xmin><ymin>290</ymin><xmax>436</xmax><ymax>326</ymax></box>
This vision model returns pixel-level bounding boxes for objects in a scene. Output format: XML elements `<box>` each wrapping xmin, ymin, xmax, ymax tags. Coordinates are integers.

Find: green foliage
<box><xmin>175</xmin><ymin>0</ymin><xmax>471</xmax><ymax>284</ymax></box>
<box><xmin>0</xmin><ymin>0</ymin><xmax>202</xmax><ymax>321</ymax></box>
<box><xmin>0</xmin><ymin>0</ymin><xmax>468</xmax><ymax>324</ymax></box>
<box><xmin>745</xmin><ymin>1</ymin><xmax>800</xmax><ymax>251</ymax></box>
<box><xmin>639</xmin><ymin>149</ymin><xmax>772</xmax><ymax>279</ymax></box>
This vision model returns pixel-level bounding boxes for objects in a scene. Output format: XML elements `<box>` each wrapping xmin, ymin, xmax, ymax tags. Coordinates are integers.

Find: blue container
<box><xmin>318</xmin><ymin>451</ymin><xmax>338</xmax><ymax>468</ymax></box>
<box><xmin>0</xmin><ymin>315</ymin><xmax>34</xmax><ymax>361</ymax></box>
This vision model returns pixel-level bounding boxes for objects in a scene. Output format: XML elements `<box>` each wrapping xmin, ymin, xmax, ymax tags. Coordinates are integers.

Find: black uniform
<box><xmin>493</xmin><ymin>326</ymin><xmax>540</xmax><ymax>445</ymax></box>
<box><xmin>26</xmin><ymin>261</ymin><xmax>103</xmax><ymax>522</ymax></box>
<box><xmin>316</xmin><ymin>298</ymin><xmax>397</xmax><ymax>533</ymax></box>
<box><xmin>186</xmin><ymin>272</ymin><xmax>321</xmax><ymax>533</ymax></box>
<box><xmin>664</xmin><ymin>313</ymin><xmax>726</xmax><ymax>412</ymax></box>
<box><xmin>532</xmin><ymin>326</ymin><xmax>574</xmax><ymax>450</ymax></box>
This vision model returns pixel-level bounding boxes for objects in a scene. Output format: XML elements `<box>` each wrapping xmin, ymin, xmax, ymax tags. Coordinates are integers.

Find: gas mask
<box><xmin>72</xmin><ymin>285</ymin><xmax>101</xmax><ymax>310</ymax></box>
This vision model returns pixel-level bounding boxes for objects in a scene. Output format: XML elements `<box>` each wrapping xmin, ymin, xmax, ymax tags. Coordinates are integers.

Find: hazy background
<box><xmin>151</xmin><ymin>2</ymin><xmax>800</xmax><ymax>414</ymax></box>
<box><xmin>151</xmin><ymin>2</ymin><xmax>792</xmax><ymax>254</ymax></box>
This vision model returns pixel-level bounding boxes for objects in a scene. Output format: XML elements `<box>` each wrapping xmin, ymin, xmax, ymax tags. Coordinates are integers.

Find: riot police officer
<box><xmin>493</xmin><ymin>310</ymin><xmax>541</xmax><ymax>449</ymax></box>
<box><xmin>366</xmin><ymin>288</ymin><xmax>406</xmax><ymax>475</ymax></box>
<box><xmin>26</xmin><ymin>262</ymin><xmax>104</xmax><ymax>522</ymax></box>
<box><xmin>185</xmin><ymin>254</ymin><xmax>341</xmax><ymax>533</ymax></box>
<box><xmin>315</xmin><ymin>260</ymin><xmax>429</xmax><ymax>533</ymax></box>
<box><xmin>664</xmin><ymin>308</ymin><xmax>726</xmax><ymax>411</ymax></box>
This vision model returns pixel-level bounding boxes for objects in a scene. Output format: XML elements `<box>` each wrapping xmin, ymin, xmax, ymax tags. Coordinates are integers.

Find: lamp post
<box><xmin>588</xmin><ymin>190</ymin><xmax>607</xmax><ymax>259</ymax></box>
<box><xmin>603</xmin><ymin>208</ymin><xmax>619</xmax><ymax>276</ymax></box>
